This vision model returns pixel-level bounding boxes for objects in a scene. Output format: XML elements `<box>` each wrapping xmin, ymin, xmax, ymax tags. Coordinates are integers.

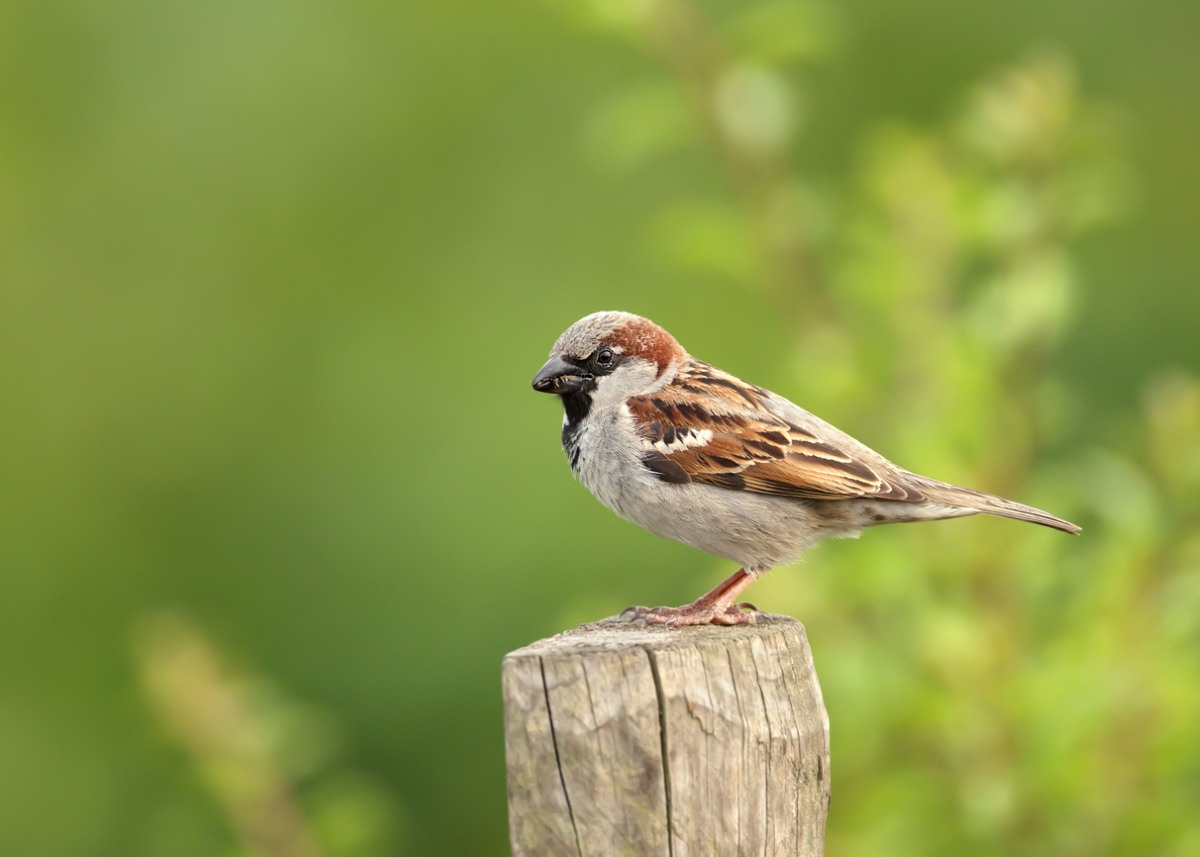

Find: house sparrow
<box><xmin>532</xmin><ymin>311</ymin><xmax>1080</xmax><ymax>626</ymax></box>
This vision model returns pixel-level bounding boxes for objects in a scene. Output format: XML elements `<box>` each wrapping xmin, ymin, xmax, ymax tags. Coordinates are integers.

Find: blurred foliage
<box><xmin>1</xmin><ymin>0</ymin><xmax>1198</xmax><ymax>856</ymax></box>
<box><xmin>562</xmin><ymin>3</ymin><xmax>1199</xmax><ymax>855</ymax></box>
<box><xmin>136</xmin><ymin>613</ymin><xmax>403</xmax><ymax>857</ymax></box>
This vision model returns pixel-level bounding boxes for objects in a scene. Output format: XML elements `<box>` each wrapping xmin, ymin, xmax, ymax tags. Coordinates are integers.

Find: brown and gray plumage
<box><xmin>532</xmin><ymin>312</ymin><xmax>1080</xmax><ymax>626</ymax></box>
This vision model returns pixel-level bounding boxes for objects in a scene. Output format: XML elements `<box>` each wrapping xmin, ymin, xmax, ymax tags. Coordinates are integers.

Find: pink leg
<box><xmin>622</xmin><ymin>568</ymin><xmax>770</xmax><ymax>626</ymax></box>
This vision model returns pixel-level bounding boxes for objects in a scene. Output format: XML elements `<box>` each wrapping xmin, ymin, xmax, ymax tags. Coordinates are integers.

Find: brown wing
<box><xmin>628</xmin><ymin>364</ymin><xmax>924</xmax><ymax>502</ymax></box>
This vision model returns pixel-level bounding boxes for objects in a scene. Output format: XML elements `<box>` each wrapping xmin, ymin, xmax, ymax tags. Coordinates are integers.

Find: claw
<box><xmin>618</xmin><ymin>568</ymin><xmax>770</xmax><ymax>627</ymax></box>
<box><xmin>621</xmin><ymin>602</ymin><xmax>761</xmax><ymax>627</ymax></box>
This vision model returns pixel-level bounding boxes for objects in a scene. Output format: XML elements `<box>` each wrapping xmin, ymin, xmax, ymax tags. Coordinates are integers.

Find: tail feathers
<box><xmin>916</xmin><ymin>480</ymin><xmax>1081</xmax><ymax>534</ymax></box>
<box><xmin>971</xmin><ymin>495</ymin><xmax>1081</xmax><ymax>533</ymax></box>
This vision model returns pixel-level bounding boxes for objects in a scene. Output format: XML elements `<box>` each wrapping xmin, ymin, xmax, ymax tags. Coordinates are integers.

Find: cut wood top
<box><xmin>506</xmin><ymin>614</ymin><xmax>807</xmax><ymax>659</ymax></box>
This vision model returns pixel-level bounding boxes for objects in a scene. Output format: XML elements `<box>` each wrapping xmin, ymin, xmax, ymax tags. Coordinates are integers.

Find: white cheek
<box><xmin>590</xmin><ymin>360</ymin><xmax>658</xmax><ymax>409</ymax></box>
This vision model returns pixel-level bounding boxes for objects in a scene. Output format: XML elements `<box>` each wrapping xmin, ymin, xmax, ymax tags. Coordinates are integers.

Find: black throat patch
<box><xmin>560</xmin><ymin>391</ymin><xmax>592</xmax><ymax>470</ymax></box>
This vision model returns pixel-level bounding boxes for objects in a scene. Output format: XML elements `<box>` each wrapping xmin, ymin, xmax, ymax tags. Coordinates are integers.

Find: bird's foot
<box><xmin>621</xmin><ymin>600</ymin><xmax>768</xmax><ymax>627</ymax></box>
<box><xmin>620</xmin><ymin>568</ymin><xmax>772</xmax><ymax>627</ymax></box>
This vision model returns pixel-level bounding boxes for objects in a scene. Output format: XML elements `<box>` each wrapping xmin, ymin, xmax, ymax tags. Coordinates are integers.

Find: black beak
<box><xmin>532</xmin><ymin>355</ymin><xmax>590</xmax><ymax>395</ymax></box>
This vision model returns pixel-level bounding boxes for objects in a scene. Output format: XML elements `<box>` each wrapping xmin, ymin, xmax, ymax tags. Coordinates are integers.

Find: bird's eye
<box><xmin>595</xmin><ymin>348</ymin><xmax>615</xmax><ymax>365</ymax></box>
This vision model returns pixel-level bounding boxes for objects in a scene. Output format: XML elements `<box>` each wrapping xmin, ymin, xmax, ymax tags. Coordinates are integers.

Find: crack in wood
<box><xmin>724</xmin><ymin>647</ymin><xmax>746</xmax><ymax>857</ymax></box>
<box><xmin>748</xmin><ymin>642</ymin><xmax>774</xmax><ymax>848</ymax></box>
<box><xmin>646</xmin><ymin>647</ymin><xmax>676</xmax><ymax>857</ymax></box>
<box><xmin>541</xmin><ymin>655</ymin><xmax>584</xmax><ymax>857</ymax></box>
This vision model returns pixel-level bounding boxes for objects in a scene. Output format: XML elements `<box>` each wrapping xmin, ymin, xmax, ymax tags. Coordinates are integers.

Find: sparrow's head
<box><xmin>532</xmin><ymin>312</ymin><xmax>686</xmax><ymax>410</ymax></box>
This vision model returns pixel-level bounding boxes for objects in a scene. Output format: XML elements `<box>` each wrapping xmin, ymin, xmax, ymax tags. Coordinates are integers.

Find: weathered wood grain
<box><xmin>503</xmin><ymin>616</ymin><xmax>830</xmax><ymax>857</ymax></box>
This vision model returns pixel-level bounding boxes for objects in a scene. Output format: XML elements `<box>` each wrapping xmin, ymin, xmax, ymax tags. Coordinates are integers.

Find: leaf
<box><xmin>712</xmin><ymin>63</ymin><xmax>799</xmax><ymax>154</ymax></box>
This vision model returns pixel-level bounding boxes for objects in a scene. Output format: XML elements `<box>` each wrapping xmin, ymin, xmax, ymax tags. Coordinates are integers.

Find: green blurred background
<box><xmin>2</xmin><ymin>1</ymin><xmax>1199</xmax><ymax>855</ymax></box>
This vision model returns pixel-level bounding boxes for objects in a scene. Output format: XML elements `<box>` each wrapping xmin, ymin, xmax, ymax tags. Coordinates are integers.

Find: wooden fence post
<box><xmin>503</xmin><ymin>616</ymin><xmax>830</xmax><ymax>857</ymax></box>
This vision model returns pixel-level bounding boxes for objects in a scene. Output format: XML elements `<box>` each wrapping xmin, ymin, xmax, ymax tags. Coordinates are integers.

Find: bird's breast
<box><xmin>561</xmin><ymin>405</ymin><xmax>654</xmax><ymax>516</ymax></box>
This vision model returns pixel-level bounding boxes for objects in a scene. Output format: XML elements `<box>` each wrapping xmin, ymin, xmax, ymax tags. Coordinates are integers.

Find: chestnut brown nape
<box><xmin>604</xmin><ymin>315</ymin><xmax>686</xmax><ymax>376</ymax></box>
